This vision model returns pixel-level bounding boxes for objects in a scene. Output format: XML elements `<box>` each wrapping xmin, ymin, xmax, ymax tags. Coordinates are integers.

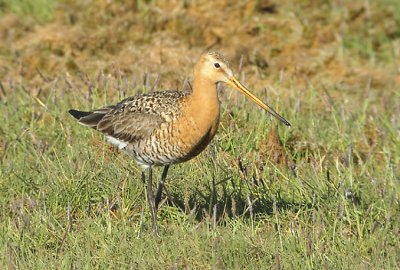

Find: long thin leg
<box><xmin>141</xmin><ymin>171</ymin><xmax>146</xmax><ymax>185</ymax></box>
<box><xmin>155</xmin><ymin>165</ymin><xmax>170</xmax><ymax>209</ymax></box>
<box><xmin>138</xmin><ymin>171</ymin><xmax>147</xmax><ymax>237</ymax></box>
<box><xmin>146</xmin><ymin>166</ymin><xmax>159</xmax><ymax>235</ymax></box>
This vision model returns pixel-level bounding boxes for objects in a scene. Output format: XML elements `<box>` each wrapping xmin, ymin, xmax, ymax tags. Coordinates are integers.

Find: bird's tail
<box><xmin>68</xmin><ymin>109</ymin><xmax>107</xmax><ymax>129</ymax></box>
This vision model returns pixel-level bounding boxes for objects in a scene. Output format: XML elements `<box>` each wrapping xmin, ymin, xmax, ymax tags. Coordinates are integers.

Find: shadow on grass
<box><xmin>160</xmin><ymin>176</ymin><xmax>314</xmax><ymax>222</ymax></box>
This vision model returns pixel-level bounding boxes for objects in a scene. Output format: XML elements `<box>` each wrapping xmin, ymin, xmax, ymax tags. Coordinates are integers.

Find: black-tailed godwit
<box><xmin>69</xmin><ymin>52</ymin><xmax>291</xmax><ymax>234</ymax></box>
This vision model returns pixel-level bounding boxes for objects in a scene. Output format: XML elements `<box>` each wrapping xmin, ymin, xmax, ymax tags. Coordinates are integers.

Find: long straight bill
<box><xmin>228</xmin><ymin>77</ymin><xmax>291</xmax><ymax>127</ymax></box>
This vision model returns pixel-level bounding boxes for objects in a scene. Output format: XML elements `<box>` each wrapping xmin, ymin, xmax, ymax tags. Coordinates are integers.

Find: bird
<box><xmin>68</xmin><ymin>52</ymin><xmax>291</xmax><ymax>234</ymax></box>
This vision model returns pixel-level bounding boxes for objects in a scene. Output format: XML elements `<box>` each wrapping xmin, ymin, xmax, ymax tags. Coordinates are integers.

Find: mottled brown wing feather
<box><xmin>97</xmin><ymin>111</ymin><xmax>164</xmax><ymax>142</ymax></box>
<box><xmin>76</xmin><ymin>112</ymin><xmax>107</xmax><ymax>128</ymax></box>
<box><xmin>70</xmin><ymin>90</ymin><xmax>188</xmax><ymax>144</ymax></box>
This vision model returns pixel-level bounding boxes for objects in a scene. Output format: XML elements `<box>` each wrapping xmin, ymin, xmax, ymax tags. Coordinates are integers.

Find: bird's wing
<box><xmin>97</xmin><ymin>110</ymin><xmax>165</xmax><ymax>142</ymax></box>
<box><xmin>70</xmin><ymin>90</ymin><xmax>188</xmax><ymax>143</ymax></box>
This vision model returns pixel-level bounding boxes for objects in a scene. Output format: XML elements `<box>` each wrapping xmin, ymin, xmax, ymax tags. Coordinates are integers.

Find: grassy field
<box><xmin>1</xmin><ymin>0</ymin><xmax>399</xmax><ymax>269</ymax></box>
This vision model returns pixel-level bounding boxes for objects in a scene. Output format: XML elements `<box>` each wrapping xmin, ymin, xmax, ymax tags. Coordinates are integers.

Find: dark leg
<box><xmin>155</xmin><ymin>165</ymin><xmax>170</xmax><ymax>209</ymax></box>
<box><xmin>141</xmin><ymin>171</ymin><xmax>146</xmax><ymax>185</ymax></box>
<box><xmin>146</xmin><ymin>166</ymin><xmax>159</xmax><ymax>235</ymax></box>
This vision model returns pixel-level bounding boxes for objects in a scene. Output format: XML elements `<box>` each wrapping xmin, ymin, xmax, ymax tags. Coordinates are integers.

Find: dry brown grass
<box><xmin>1</xmin><ymin>0</ymin><xmax>399</xmax><ymax>90</ymax></box>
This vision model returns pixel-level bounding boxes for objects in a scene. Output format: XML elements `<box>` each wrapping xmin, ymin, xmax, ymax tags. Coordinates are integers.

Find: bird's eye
<box><xmin>214</xmin><ymin>63</ymin><xmax>220</xmax><ymax>68</ymax></box>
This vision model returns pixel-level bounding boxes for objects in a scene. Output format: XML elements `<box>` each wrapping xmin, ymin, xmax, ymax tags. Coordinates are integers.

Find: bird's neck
<box><xmin>186</xmin><ymin>76</ymin><xmax>220</xmax><ymax>131</ymax></box>
<box><xmin>190</xmin><ymin>76</ymin><xmax>220</xmax><ymax>114</ymax></box>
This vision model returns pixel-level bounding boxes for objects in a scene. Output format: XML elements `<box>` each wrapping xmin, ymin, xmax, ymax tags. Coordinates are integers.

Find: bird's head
<box><xmin>195</xmin><ymin>52</ymin><xmax>291</xmax><ymax>127</ymax></box>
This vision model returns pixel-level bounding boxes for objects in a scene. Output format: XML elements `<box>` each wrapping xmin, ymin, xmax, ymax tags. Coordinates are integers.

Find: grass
<box><xmin>0</xmin><ymin>0</ymin><xmax>56</xmax><ymax>23</ymax></box>
<box><xmin>1</xmin><ymin>67</ymin><xmax>398</xmax><ymax>269</ymax></box>
<box><xmin>1</xmin><ymin>0</ymin><xmax>399</xmax><ymax>269</ymax></box>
